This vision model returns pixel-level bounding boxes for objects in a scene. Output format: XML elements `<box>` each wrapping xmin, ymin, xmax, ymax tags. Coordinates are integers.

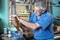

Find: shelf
<box><xmin>17</xmin><ymin>14</ymin><xmax>30</xmax><ymax>17</ymax></box>
<box><xmin>55</xmin><ymin>18</ymin><xmax>60</xmax><ymax>20</ymax></box>
<box><xmin>55</xmin><ymin>17</ymin><xmax>60</xmax><ymax>20</ymax></box>
<box><xmin>48</xmin><ymin>4</ymin><xmax>60</xmax><ymax>7</ymax></box>
<box><xmin>17</xmin><ymin>14</ymin><xmax>30</xmax><ymax>15</ymax></box>
<box><xmin>16</xmin><ymin>12</ymin><xmax>30</xmax><ymax>15</ymax></box>
<box><xmin>16</xmin><ymin>3</ymin><xmax>31</xmax><ymax>6</ymax></box>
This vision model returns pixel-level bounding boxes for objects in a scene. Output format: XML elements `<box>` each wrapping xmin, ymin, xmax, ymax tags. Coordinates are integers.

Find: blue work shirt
<box><xmin>29</xmin><ymin>11</ymin><xmax>54</xmax><ymax>40</ymax></box>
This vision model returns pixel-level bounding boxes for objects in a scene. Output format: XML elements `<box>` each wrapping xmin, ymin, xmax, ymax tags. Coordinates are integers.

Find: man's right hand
<box><xmin>10</xmin><ymin>15</ymin><xmax>20</xmax><ymax>21</ymax></box>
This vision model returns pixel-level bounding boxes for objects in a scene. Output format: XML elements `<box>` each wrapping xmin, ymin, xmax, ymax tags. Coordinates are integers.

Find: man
<box><xmin>12</xmin><ymin>1</ymin><xmax>54</xmax><ymax>40</ymax></box>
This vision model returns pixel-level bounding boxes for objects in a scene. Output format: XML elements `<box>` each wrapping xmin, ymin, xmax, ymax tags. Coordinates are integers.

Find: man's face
<box><xmin>34</xmin><ymin>7</ymin><xmax>42</xmax><ymax>16</ymax></box>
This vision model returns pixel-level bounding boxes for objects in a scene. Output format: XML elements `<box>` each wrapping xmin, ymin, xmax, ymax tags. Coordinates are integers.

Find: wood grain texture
<box><xmin>12</xmin><ymin>17</ymin><xmax>22</xmax><ymax>31</ymax></box>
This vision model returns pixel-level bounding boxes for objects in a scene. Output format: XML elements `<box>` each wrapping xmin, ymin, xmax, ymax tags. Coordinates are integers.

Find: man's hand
<box><xmin>10</xmin><ymin>15</ymin><xmax>20</xmax><ymax>21</ymax></box>
<box><xmin>10</xmin><ymin>15</ymin><xmax>20</xmax><ymax>30</ymax></box>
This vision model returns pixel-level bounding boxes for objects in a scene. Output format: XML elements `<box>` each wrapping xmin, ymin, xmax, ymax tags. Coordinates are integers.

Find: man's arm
<box><xmin>18</xmin><ymin>19</ymin><xmax>40</xmax><ymax>30</ymax></box>
<box><xmin>11</xmin><ymin>15</ymin><xmax>41</xmax><ymax>30</ymax></box>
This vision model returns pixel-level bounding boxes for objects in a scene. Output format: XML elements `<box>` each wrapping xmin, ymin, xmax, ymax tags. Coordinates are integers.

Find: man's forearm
<box><xmin>19</xmin><ymin>19</ymin><xmax>40</xmax><ymax>30</ymax></box>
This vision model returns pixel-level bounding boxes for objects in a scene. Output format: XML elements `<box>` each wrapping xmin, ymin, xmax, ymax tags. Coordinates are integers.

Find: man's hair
<box><xmin>35</xmin><ymin>1</ymin><xmax>46</xmax><ymax>11</ymax></box>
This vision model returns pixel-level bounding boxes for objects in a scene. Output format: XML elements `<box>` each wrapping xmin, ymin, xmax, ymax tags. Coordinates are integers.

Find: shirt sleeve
<box><xmin>35</xmin><ymin>15</ymin><xmax>52</xmax><ymax>30</ymax></box>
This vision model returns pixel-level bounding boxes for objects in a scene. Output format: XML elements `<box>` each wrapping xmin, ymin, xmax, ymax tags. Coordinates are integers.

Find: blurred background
<box><xmin>0</xmin><ymin>0</ymin><xmax>60</xmax><ymax>40</ymax></box>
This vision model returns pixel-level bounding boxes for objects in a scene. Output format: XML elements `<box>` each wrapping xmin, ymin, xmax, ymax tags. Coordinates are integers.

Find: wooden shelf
<box><xmin>16</xmin><ymin>3</ymin><xmax>31</xmax><ymax>6</ymax></box>
<box><xmin>17</xmin><ymin>14</ymin><xmax>30</xmax><ymax>15</ymax></box>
